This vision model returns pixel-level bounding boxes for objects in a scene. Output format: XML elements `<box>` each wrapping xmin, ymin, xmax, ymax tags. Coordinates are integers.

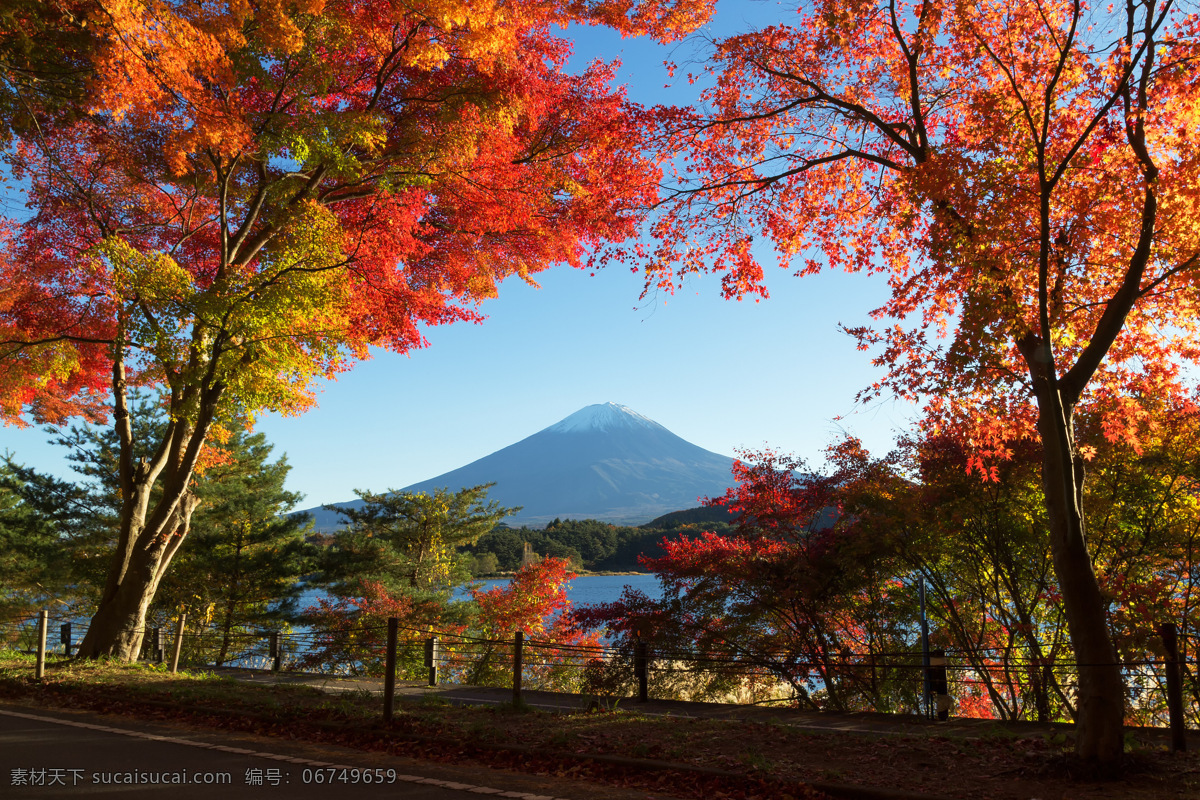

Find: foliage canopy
<box><xmin>0</xmin><ymin>0</ymin><xmax>714</xmax><ymax>659</ymax></box>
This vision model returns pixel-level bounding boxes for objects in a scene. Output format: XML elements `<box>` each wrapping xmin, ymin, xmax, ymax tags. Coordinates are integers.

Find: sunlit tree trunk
<box><xmin>76</xmin><ymin>338</ymin><xmax>224</xmax><ymax>660</ymax></box>
<box><xmin>76</xmin><ymin>490</ymin><xmax>199</xmax><ymax>659</ymax></box>
<box><xmin>1032</xmin><ymin>386</ymin><xmax>1125</xmax><ymax>767</ymax></box>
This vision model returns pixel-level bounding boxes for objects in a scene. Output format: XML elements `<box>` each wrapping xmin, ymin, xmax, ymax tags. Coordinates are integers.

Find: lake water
<box><xmin>4</xmin><ymin>575</ymin><xmax>661</xmax><ymax>669</ymax></box>
<box><xmin>298</xmin><ymin>572</ymin><xmax>661</xmax><ymax>612</ymax></box>
<box><xmin>462</xmin><ymin>573</ymin><xmax>660</xmax><ymax>608</ymax></box>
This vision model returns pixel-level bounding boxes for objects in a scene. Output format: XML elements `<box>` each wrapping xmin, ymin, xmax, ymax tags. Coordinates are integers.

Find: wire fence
<box><xmin>1</xmin><ymin>608</ymin><xmax>1196</xmax><ymax>737</ymax></box>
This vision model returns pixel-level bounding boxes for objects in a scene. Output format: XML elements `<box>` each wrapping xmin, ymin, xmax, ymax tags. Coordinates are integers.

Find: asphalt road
<box><xmin>0</xmin><ymin>706</ymin><xmax>604</xmax><ymax>800</ymax></box>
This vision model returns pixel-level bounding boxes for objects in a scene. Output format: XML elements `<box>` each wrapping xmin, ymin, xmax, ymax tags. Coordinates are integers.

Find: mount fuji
<box><xmin>306</xmin><ymin>403</ymin><xmax>737</xmax><ymax>528</ymax></box>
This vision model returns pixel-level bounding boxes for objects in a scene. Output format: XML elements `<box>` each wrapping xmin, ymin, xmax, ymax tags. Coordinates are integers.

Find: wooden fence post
<box><xmin>512</xmin><ymin>631</ymin><xmax>524</xmax><ymax>707</ymax></box>
<box><xmin>383</xmin><ymin>617</ymin><xmax>398</xmax><ymax>723</ymax></box>
<box><xmin>425</xmin><ymin>636</ymin><xmax>439</xmax><ymax>687</ymax></box>
<box><xmin>169</xmin><ymin>613</ymin><xmax>187</xmax><ymax>674</ymax></box>
<box><xmin>60</xmin><ymin>622</ymin><xmax>73</xmax><ymax>657</ymax></box>
<box><xmin>634</xmin><ymin>636</ymin><xmax>648</xmax><ymax>703</ymax></box>
<box><xmin>269</xmin><ymin>631</ymin><xmax>281</xmax><ymax>672</ymax></box>
<box><xmin>929</xmin><ymin>649</ymin><xmax>950</xmax><ymax>720</ymax></box>
<box><xmin>35</xmin><ymin>610</ymin><xmax>48</xmax><ymax>679</ymax></box>
<box><xmin>1159</xmin><ymin>623</ymin><xmax>1187</xmax><ymax>753</ymax></box>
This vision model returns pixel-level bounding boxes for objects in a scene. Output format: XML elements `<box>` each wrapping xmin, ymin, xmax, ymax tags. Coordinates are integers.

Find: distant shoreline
<box><xmin>477</xmin><ymin>570</ymin><xmax>649</xmax><ymax>578</ymax></box>
<box><xmin>577</xmin><ymin>570</ymin><xmax>649</xmax><ymax>577</ymax></box>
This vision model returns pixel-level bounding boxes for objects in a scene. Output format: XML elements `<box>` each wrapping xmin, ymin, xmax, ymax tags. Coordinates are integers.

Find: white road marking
<box><xmin>0</xmin><ymin>708</ymin><xmax>574</xmax><ymax>800</ymax></box>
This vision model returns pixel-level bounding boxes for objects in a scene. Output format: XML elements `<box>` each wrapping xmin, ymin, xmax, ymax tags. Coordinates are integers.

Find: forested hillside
<box><xmin>463</xmin><ymin>508</ymin><xmax>738</xmax><ymax>573</ymax></box>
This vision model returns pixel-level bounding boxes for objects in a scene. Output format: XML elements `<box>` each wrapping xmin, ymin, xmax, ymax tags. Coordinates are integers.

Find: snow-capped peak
<box><xmin>545</xmin><ymin>403</ymin><xmax>664</xmax><ymax>434</ymax></box>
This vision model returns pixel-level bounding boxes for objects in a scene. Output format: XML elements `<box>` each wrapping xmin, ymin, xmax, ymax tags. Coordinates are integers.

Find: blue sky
<box><xmin>1</xmin><ymin>2</ymin><xmax>921</xmax><ymax>509</ymax></box>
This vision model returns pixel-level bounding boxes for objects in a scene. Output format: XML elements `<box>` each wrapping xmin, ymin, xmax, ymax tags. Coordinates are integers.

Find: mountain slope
<box><xmin>308</xmin><ymin>403</ymin><xmax>736</xmax><ymax>529</ymax></box>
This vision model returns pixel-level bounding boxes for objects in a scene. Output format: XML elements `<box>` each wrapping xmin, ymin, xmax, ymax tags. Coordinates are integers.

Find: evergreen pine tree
<box><xmin>0</xmin><ymin>457</ymin><xmax>114</xmax><ymax>622</ymax></box>
<box><xmin>321</xmin><ymin>484</ymin><xmax>517</xmax><ymax>596</ymax></box>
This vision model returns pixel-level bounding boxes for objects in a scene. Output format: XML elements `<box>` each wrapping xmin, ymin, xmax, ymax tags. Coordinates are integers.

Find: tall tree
<box><xmin>0</xmin><ymin>0</ymin><xmax>712</xmax><ymax>660</ymax></box>
<box><xmin>642</xmin><ymin>0</ymin><xmax>1200</xmax><ymax>765</ymax></box>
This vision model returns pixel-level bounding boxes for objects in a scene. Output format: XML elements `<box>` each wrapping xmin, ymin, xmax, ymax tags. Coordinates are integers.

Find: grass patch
<box><xmin>0</xmin><ymin>649</ymin><xmax>35</xmax><ymax>664</ymax></box>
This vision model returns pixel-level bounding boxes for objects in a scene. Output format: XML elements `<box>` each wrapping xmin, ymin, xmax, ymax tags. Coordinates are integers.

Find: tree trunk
<box><xmin>217</xmin><ymin>528</ymin><xmax>247</xmax><ymax>666</ymax></box>
<box><xmin>77</xmin><ymin>570</ymin><xmax>158</xmax><ymax>661</ymax></box>
<box><xmin>77</xmin><ymin>491</ymin><xmax>199</xmax><ymax>660</ymax></box>
<box><xmin>81</xmin><ymin>546</ymin><xmax>186</xmax><ymax>661</ymax></box>
<box><xmin>217</xmin><ymin>598</ymin><xmax>236</xmax><ymax>666</ymax></box>
<box><xmin>75</xmin><ymin>347</ymin><xmax>225</xmax><ymax>661</ymax></box>
<box><xmin>1035</xmin><ymin>394</ymin><xmax>1125</xmax><ymax>769</ymax></box>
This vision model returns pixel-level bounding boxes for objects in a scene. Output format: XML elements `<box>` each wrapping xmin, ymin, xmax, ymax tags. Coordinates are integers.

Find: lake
<box><xmin>298</xmin><ymin>572</ymin><xmax>661</xmax><ymax>612</ymax></box>
<box><xmin>462</xmin><ymin>573</ymin><xmax>660</xmax><ymax>608</ymax></box>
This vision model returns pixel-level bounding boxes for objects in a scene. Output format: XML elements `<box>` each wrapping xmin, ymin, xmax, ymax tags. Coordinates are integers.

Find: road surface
<box><xmin>0</xmin><ymin>705</ymin><xmax>650</xmax><ymax>800</ymax></box>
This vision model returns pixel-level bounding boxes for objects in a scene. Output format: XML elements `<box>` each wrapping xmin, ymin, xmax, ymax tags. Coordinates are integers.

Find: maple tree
<box><xmin>573</xmin><ymin>445</ymin><xmax>921</xmax><ymax>711</ymax></box>
<box><xmin>575</xmin><ymin>428</ymin><xmax>1200</xmax><ymax>723</ymax></box>
<box><xmin>302</xmin><ymin>558</ymin><xmax>599</xmax><ymax>689</ymax></box>
<box><xmin>466</xmin><ymin>557</ymin><xmax>601</xmax><ymax>690</ymax></box>
<box><xmin>0</xmin><ymin>0</ymin><xmax>714</xmax><ymax>661</ymax></box>
<box><xmin>300</xmin><ymin>580</ymin><xmax>455</xmax><ymax>677</ymax></box>
<box><xmin>640</xmin><ymin>0</ymin><xmax>1200</xmax><ymax>765</ymax></box>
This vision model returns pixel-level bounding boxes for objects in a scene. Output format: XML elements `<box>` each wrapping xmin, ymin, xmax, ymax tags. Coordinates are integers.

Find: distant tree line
<box><xmin>463</xmin><ymin>510</ymin><xmax>738</xmax><ymax>574</ymax></box>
